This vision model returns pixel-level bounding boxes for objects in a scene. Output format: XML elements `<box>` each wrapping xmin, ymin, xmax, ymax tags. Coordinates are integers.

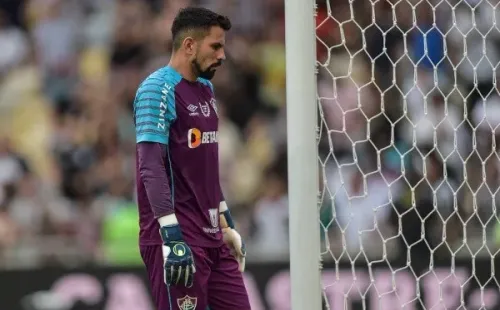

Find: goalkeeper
<box><xmin>134</xmin><ymin>6</ymin><xmax>250</xmax><ymax>310</ymax></box>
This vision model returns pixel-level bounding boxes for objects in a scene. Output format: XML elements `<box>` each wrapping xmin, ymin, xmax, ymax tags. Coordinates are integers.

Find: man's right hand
<box><xmin>160</xmin><ymin>224</ymin><xmax>196</xmax><ymax>287</ymax></box>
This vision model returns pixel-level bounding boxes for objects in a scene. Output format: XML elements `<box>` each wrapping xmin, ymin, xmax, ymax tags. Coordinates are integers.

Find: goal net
<box><xmin>313</xmin><ymin>0</ymin><xmax>500</xmax><ymax>309</ymax></box>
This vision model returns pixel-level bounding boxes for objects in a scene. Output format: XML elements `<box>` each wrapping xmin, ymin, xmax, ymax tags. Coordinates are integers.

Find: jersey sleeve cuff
<box><xmin>219</xmin><ymin>201</ymin><xmax>228</xmax><ymax>213</ymax></box>
<box><xmin>137</xmin><ymin>134</ymin><xmax>168</xmax><ymax>145</ymax></box>
<box><xmin>158</xmin><ymin>214</ymin><xmax>179</xmax><ymax>227</ymax></box>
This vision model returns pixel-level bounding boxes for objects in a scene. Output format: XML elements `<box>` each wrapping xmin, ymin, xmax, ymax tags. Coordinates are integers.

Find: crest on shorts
<box><xmin>208</xmin><ymin>208</ymin><xmax>219</xmax><ymax>228</ymax></box>
<box><xmin>177</xmin><ymin>295</ymin><xmax>197</xmax><ymax>310</ymax></box>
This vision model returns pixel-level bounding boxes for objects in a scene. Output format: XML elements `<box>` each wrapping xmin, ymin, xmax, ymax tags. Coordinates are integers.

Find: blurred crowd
<box><xmin>0</xmin><ymin>0</ymin><xmax>289</xmax><ymax>268</ymax></box>
<box><xmin>0</xmin><ymin>0</ymin><xmax>499</xmax><ymax>270</ymax></box>
<box><xmin>316</xmin><ymin>0</ymin><xmax>500</xmax><ymax>268</ymax></box>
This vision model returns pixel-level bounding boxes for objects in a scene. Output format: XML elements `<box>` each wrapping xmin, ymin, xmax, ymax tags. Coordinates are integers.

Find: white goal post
<box><xmin>286</xmin><ymin>0</ymin><xmax>500</xmax><ymax>309</ymax></box>
<box><xmin>285</xmin><ymin>0</ymin><xmax>322</xmax><ymax>309</ymax></box>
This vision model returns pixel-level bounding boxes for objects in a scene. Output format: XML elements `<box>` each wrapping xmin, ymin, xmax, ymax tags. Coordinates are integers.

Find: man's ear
<box><xmin>182</xmin><ymin>36</ymin><xmax>197</xmax><ymax>55</ymax></box>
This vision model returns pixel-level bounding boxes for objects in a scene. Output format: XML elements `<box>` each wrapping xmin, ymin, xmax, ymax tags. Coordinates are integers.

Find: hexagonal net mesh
<box><xmin>316</xmin><ymin>0</ymin><xmax>500</xmax><ymax>308</ymax></box>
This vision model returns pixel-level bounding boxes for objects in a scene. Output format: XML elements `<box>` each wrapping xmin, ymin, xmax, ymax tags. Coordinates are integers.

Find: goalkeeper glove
<box><xmin>159</xmin><ymin>215</ymin><xmax>196</xmax><ymax>287</ymax></box>
<box><xmin>219</xmin><ymin>202</ymin><xmax>246</xmax><ymax>272</ymax></box>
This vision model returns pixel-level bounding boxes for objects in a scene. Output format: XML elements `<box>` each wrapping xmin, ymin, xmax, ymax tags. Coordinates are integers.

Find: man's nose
<box><xmin>218</xmin><ymin>49</ymin><xmax>226</xmax><ymax>61</ymax></box>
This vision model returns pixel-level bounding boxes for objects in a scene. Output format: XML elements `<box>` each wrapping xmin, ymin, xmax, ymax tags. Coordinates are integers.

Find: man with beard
<box><xmin>133</xmin><ymin>6</ymin><xmax>250</xmax><ymax>310</ymax></box>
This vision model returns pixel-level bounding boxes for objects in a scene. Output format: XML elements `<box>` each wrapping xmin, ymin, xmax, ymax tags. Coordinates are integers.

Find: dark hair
<box><xmin>171</xmin><ymin>7</ymin><xmax>231</xmax><ymax>50</ymax></box>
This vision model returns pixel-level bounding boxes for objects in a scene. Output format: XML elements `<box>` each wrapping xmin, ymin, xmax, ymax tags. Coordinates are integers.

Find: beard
<box><xmin>192</xmin><ymin>58</ymin><xmax>221</xmax><ymax>80</ymax></box>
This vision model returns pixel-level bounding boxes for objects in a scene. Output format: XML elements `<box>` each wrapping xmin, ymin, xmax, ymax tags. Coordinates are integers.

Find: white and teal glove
<box><xmin>159</xmin><ymin>215</ymin><xmax>196</xmax><ymax>287</ymax></box>
<box><xmin>219</xmin><ymin>202</ymin><xmax>246</xmax><ymax>272</ymax></box>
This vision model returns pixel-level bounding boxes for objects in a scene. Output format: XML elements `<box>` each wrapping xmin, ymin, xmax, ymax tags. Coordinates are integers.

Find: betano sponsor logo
<box><xmin>187</xmin><ymin>128</ymin><xmax>218</xmax><ymax>149</ymax></box>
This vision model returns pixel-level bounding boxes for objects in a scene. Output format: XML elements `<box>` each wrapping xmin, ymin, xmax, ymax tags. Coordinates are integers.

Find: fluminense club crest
<box><xmin>199</xmin><ymin>101</ymin><xmax>210</xmax><ymax>117</ymax></box>
<box><xmin>177</xmin><ymin>295</ymin><xmax>197</xmax><ymax>310</ymax></box>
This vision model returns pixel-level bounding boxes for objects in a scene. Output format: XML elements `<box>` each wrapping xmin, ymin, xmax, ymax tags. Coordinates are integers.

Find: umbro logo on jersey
<box><xmin>187</xmin><ymin>104</ymin><xmax>199</xmax><ymax>116</ymax></box>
